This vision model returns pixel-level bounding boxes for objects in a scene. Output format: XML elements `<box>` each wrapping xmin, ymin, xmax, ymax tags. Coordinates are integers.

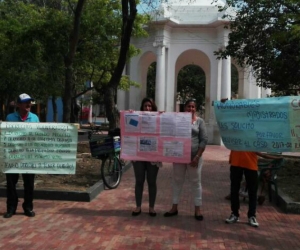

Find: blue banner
<box><xmin>214</xmin><ymin>96</ymin><xmax>300</xmax><ymax>152</ymax></box>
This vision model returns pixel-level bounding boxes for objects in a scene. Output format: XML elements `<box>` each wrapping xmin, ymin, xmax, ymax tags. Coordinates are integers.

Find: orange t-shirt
<box><xmin>229</xmin><ymin>151</ymin><xmax>258</xmax><ymax>171</ymax></box>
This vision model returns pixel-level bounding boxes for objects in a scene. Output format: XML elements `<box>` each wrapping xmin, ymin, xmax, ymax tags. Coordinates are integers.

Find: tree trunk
<box><xmin>62</xmin><ymin>67</ymin><xmax>73</xmax><ymax>122</ymax></box>
<box><xmin>70</xmin><ymin>94</ymin><xmax>78</xmax><ymax>123</ymax></box>
<box><xmin>52</xmin><ymin>96</ymin><xmax>57</xmax><ymax>122</ymax></box>
<box><xmin>62</xmin><ymin>0</ymin><xmax>86</xmax><ymax>123</ymax></box>
<box><xmin>104</xmin><ymin>87</ymin><xmax>117</xmax><ymax>129</ymax></box>
<box><xmin>104</xmin><ymin>0</ymin><xmax>137</xmax><ymax>129</ymax></box>
<box><xmin>0</xmin><ymin>97</ymin><xmax>4</xmax><ymax>121</ymax></box>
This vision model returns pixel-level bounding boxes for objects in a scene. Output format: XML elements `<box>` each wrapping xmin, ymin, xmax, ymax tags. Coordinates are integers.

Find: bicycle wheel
<box><xmin>101</xmin><ymin>153</ymin><xmax>122</xmax><ymax>189</ymax></box>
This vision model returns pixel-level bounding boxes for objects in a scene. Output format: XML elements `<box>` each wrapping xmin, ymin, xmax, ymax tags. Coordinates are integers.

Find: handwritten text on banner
<box><xmin>214</xmin><ymin>96</ymin><xmax>300</xmax><ymax>152</ymax></box>
<box><xmin>0</xmin><ymin>122</ymin><xmax>78</xmax><ymax>174</ymax></box>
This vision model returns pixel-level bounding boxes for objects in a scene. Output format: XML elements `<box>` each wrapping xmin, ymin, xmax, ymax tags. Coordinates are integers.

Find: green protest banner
<box><xmin>0</xmin><ymin>122</ymin><xmax>78</xmax><ymax>174</ymax></box>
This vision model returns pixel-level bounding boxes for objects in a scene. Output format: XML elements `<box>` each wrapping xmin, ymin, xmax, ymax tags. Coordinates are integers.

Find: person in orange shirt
<box><xmin>225</xmin><ymin>151</ymin><xmax>281</xmax><ymax>227</ymax></box>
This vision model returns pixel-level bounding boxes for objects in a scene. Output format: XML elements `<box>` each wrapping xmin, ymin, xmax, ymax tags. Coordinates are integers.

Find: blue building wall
<box><xmin>46</xmin><ymin>97</ymin><xmax>63</xmax><ymax>122</ymax></box>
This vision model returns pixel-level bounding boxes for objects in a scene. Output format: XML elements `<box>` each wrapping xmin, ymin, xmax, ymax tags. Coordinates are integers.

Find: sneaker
<box><xmin>225</xmin><ymin>213</ymin><xmax>239</xmax><ymax>224</ymax></box>
<box><xmin>248</xmin><ymin>216</ymin><xmax>259</xmax><ymax>227</ymax></box>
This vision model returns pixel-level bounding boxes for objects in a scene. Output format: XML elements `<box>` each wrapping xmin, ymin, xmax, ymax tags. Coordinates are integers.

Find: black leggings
<box><xmin>133</xmin><ymin>161</ymin><xmax>159</xmax><ymax>208</ymax></box>
<box><xmin>230</xmin><ymin>166</ymin><xmax>258</xmax><ymax>218</ymax></box>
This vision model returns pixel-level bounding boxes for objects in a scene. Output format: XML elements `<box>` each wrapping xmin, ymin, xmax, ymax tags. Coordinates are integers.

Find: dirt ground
<box><xmin>0</xmin><ymin>143</ymin><xmax>299</xmax><ymax>202</ymax></box>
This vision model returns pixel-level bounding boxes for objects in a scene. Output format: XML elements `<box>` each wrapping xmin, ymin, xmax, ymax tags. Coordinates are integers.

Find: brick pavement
<box><xmin>1</xmin><ymin>145</ymin><xmax>300</xmax><ymax>250</ymax></box>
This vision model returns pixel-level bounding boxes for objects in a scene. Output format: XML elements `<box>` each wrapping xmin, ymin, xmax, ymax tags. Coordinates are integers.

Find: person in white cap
<box><xmin>3</xmin><ymin>93</ymin><xmax>39</xmax><ymax>218</ymax></box>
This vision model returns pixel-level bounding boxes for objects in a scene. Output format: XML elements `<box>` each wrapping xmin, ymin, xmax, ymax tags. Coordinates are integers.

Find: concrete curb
<box><xmin>260</xmin><ymin>155</ymin><xmax>300</xmax><ymax>214</ymax></box>
<box><xmin>277</xmin><ymin>187</ymin><xmax>300</xmax><ymax>214</ymax></box>
<box><xmin>0</xmin><ymin>163</ymin><xmax>132</xmax><ymax>202</ymax></box>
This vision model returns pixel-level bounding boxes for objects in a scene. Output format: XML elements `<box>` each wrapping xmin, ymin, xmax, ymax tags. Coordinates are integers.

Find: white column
<box><xmin>208</xmin><ymin>59</ymin><xmax>222</xmax><ymax>145</ymax></box>
<box><xmin>165</xmin><ymin>49</ymin><xmax>175</xmax><ymax>112</ymax></box>
<box><xmin>248</xmin><ymin>67</ymin><xmax>261</xmax><ymax>98</ymax></box>
<box><xmin>221</xmin><ymin>57</ymin><xmax>231</xmax><ymax>99</ymax></box>
<box><xmin>153</xmin><ymin>39</ymin><xmax>166</xmax><ymax>111</ymax></box>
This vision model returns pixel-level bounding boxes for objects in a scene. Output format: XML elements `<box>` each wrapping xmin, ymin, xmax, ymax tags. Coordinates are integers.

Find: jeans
<box><xmin>6</xmin><ymin>173</ymin><xmax>35</xmax><ymax>212</ymax></box>
<box><xmin>230</xmin><ymin>166</ymin><xmax>258</xmax><ymax>218</ymax></box>
<box><xmin>172</xmin><ymin>158</ymin><xmax>203</xmax><ymax>206</ymax></box>
<box><xmin>133</xmin><ymin>161</ymin><xmax>159</xmax><ymax>208</ymax></box>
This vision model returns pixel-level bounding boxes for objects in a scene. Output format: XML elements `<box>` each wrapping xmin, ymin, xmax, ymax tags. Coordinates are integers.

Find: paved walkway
<box><xmin>1</xmin><ymin>145</ymin><xmax>300</xmax><ymax>250</ymax></box>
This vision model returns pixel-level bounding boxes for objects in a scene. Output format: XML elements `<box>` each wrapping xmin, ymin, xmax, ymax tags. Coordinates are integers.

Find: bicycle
<box><xmin>89</xmin><ymin>129</ymin><xmax>124</xmax><ymax>189</ymax></box>
<box><xmin>87</xmin><ymin>122</ymin><xmax>104</xmax><ymax>140</ymax></box>
<box><xmin>99</xmin><ymin>149</ymin><xmax>124</xmax><ymax>189</ymax></box>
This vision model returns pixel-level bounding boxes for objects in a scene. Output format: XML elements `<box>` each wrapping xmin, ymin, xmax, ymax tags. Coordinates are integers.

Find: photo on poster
<box><xmin>138</xmin><ymin>137</ymin><xmax>158</xmax><ymax>152</ymax></box>
<box><xmin>124</xmin><ymin>114</ymin><xmax>140</xmax><ymax>133</ymax></box>
<box><xmin>163</xmin><ymin>141</ymin><xmax>184</xmax><ymax>157</ymax></box>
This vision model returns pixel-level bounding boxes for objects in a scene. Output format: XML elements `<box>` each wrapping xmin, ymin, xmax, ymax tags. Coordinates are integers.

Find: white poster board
<box><xmin>0</xmin><ymin>122</ymin><xmax>78</xmax><ymax>174</ymax></box>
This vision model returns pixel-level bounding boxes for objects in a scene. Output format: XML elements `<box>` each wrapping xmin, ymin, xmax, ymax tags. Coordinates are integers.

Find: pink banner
<box><xmin>120</xmin><ymin>111</ymin><xmax>191</xmax><ymax>163</ymax></box>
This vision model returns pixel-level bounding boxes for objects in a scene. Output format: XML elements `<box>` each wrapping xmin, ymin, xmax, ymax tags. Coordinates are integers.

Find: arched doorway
<box><xmin>174</xmin><ymin>49</ymin><xmax>210</xmax><ymax>121</ymax></box>
<box><xmin>176</xmin><ymin>65</ymin><xmax>206</xmax><ymax>117</ymax></box>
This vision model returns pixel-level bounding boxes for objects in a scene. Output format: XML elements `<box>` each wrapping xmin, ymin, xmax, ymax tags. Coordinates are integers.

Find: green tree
<box><xmin>177</xmin><ymin>65</ymin><xmax>205</xmax><ymax>111</ymax></box>
<box><xmin>62</xmin><ymin>0</ymin><xmax>86</xmax><ymax>123</ymax></box>
<box><xmin>215</xmin><ymin>0</ymin><xmax>300</xmax><ymax>95</ymax></box>
<box><xmin>73</xmin><ymin>0</ymin><xmax>145</xmax><ymax>127</ymax></box>
<box><xmin>101</xmin><ymin>0</ymin><xmax>139</xmax><ymax>129</ymax></box>
<box><xmin>146</xmin><ymin>62</ymin><xmax>156</xmax><ymax>99</ymax></box>
<box><xmin>0</xmin><ymin>0</ymin><xmax>145</xmax><ymax>124</ymax></box>
<box><xmin>0</xmin><ymin>1</ymin><xmax>60</xmax><ymax>118</ymax></box>
<box><xmin>231</xmin><ymin>64</ymin><xmax>238</xmax><ymax>96</ymax></box>
<box><xmin>146</xmin><ymin>64</ymin><xmax>206</xmax><ymax>110</ymax></box>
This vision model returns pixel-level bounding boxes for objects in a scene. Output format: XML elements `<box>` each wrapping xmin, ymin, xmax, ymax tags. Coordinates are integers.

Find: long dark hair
<box><xmin>140</xmin><ymin>97</ymin><xmax>158</xmax><ymax>111</ymax></box>
<box><xmin>184</xmin><ymin>98</ymin><xmax>196</xmax><ymax>108</ymax></box>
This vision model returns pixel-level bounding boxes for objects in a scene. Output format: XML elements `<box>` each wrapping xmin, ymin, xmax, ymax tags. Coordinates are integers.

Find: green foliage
<box><xmin>177</xmin><ymin>65</ymin><xmax>205</xmax><ymax>111</ymax></box>
<box><xmin>0</xmin><ymin>0</ymin><xmax>147</xmax><ymax>108</ymax></box>
<box><xmin>71</xmin><ymin>0</ymin><xmax>146</xmax><ymax>101</ymax></box>
<box><xmin>0</xmin><ymin>2</ymin><xmax>46</xmax><ymax>100</ymax></box>
<box><xmin>231</xmin><ymin>64</ymin><xmax>238</xmax><ymax>96</ymax></box>
<box><xmin>146</xmin><ymin>62</ymin><xmax>156</xmax><ymax>99</ymax></box>
<box><xmin>119</xmin><ymin>76</ymin><xmax>140</xmax><ymax>91</ymax></box>
<box><xmin>147</xmin><ymin>63</ymin><xmax>206</xmax><ymax>110</ymax></box>
<box><xmin>215</xmin><ymin>0</ymin><xmax>300</xmax><ymax>95</ymax></box>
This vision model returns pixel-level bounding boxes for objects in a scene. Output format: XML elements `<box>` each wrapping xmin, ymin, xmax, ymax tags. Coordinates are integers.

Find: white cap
<box><xmin>17</xmin><ymin>93</ymin><xmax>34</xmax><ymax>103</ymax></box>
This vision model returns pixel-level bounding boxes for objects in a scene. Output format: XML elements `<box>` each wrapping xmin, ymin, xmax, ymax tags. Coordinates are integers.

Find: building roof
<box><xmin>151</xmin><ymin>0</ymin><xmax>234</xmax><ymax>26</ymax></box>
<box><xmin>166</xmin><ymin>0</ymin><xmax>225</xmax><ymax>7</ymax></box>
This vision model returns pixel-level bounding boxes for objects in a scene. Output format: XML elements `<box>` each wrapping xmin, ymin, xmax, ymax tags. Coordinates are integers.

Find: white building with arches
<box><xmin>117</xmin><ymin>0</ymin><xmax>270</xmax><ymax>144</ymax></box>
